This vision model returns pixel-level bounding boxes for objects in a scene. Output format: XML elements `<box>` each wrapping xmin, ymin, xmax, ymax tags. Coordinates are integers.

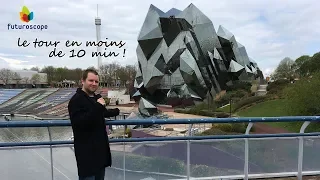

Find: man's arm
<box><xmin>68</xmin><ymin>99</ymin><xmax>97</xmax><ymax>128</ymax></box>
<box><xmin>104</xmin><ymin>108</ymin><xmax>120</xmax><ymax>118</ymax></box>
<box><xmin>95</xmin><ymin>95</ymin><xmax>120</xmax><ymax>118</ymax></box>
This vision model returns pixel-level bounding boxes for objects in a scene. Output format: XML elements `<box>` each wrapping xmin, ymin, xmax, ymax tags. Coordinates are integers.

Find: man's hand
<box><xmin>97</xmin><ymin>98</ymin><xmax>106</xmax><ymax>106</ymax></box>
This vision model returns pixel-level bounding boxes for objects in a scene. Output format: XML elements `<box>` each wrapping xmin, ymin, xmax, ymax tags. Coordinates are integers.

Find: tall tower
<box><xmin>95</xmin><ymin>4</ymin><xmax>102</xmax><ymax>71</ymax></box>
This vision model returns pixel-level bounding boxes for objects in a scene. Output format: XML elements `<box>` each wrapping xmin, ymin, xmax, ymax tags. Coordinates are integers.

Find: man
<box><xmin>68</xmin><ymin>69</ymin><xmax>120</xmax><ymax>180</ymax></box>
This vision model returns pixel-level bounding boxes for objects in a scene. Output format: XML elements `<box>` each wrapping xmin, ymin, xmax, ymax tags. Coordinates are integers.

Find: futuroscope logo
<box><xmin>7</xmin><ymin>6</ymin><xmax>48</xmax><ymax>31</ymax></box>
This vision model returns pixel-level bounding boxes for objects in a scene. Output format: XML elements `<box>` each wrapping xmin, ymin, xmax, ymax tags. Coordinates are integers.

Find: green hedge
<box><xmin>267</xmin><ymin>79</ymin><xmax>290</xmax><ymax>91</ymax></box>
<box><xmin>215</xmin><ymin>89</ymin><xmax>249</xmax><ymax>106</ymax></box>
<box><xmin>266</xmin><ymin>79</ymin><xmax>290</xmax><ymax>97</ymax></box>
<box><xmin>212</xmin><ymin>122</ymin><xmax>253</xmax><ymax>133</ymax></box>
<box><xmin>225</xmin><ymin>81</ymin><xmax>252</xmax><ymax>92</ymax></box>
<box><xmin>174</xmin><ymin>108</ymin><xmax>230</xmax><ymax>118</ymax></box>
<box><xmin>232</xmin><ymin>95</ymin><xmax>269</xmax><ymax>112</ymax></box>
<box><xmin>175</xmin><ymin>95</ymin><xmax>272</xmax><ymax>117</ymax></box>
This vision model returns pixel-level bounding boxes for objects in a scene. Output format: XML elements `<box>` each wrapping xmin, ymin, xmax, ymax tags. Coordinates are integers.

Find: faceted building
<box><xmin>133</xmin><ymin>3</ymin><xmax>263</xmax><ymax>115</ymax></box>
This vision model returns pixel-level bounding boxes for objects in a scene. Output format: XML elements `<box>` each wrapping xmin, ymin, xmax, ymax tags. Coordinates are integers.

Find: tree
<box><xmin>0</xmin><ymin>68</ymin><xmax>14</xmax><ymax>85</ymax></box>
<box><xmin>272</xmin><ymin>57</ymin><xmax>296</xmax><ymax>81</ymax></box>
<box><xmin>293</xmin><ymin>55</ymin><xmax>310</xmax><ymax>77</ymax></box>
<box><xmin>116</xmin><ymin>67</ymin><xmax>129</xmax><ymax>87</ymax></box>
<box><xmin>31</xmin><ymin>74</ymin><xmax>41</xmax><ymax>84</ymax></box>
<box><xmin>12</xmin><ymin>72</ymin><xmax>22</xmax><ymax>85</ymax></box>
<box><xmin>55</xmin><ymin>67</ymin><xmax>68</xmax><ymax>82</ymax></box>
<box><xmin>1</xmin><ymin>64</ymin><xmax>136</xmax><ymax>88</ymax></box>
<box><xmin>284</xmin><ymin>72</ymin><xmax>320</xmax><ymax>116</ymax></box>
<box><xmin>23</xmin><ymin>77</ymin><xmax>29</xmax><ymax>86</ymax></box>
<box><xmin>125</xmin><ymin>65</ymin><xmax>137</xmax><ymax>83</ymax></box>
<box><xmin>30</xmin><ymin>67</ymin><xmax>40</xmax><ymax>72</ymax></box>
<box><xmin>99</xmin><ymin>62</ymin><xmax>121</xmax><ymax>86</ymax></box>
<box><xmin>41</xmin><ymin>66</ymin><xmax>55</xmax><ymax>84</ymax></box>
<box><xmin>293</xmin><ymin>52</ymin><xmax>320</xmax><ymax>77</ymax></box>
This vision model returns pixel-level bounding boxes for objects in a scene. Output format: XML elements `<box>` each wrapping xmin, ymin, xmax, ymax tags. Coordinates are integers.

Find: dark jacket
<box><xmin>68</xmin><ymin>88</ymin><xmax>120</xmax><ymax>177</ymax></box>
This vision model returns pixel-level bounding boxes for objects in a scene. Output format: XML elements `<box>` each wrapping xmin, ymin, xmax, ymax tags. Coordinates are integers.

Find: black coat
<box><xmin>68</xmin><ymin>88</ymin><xmax>120</xmax><ymax>177</ymax></box>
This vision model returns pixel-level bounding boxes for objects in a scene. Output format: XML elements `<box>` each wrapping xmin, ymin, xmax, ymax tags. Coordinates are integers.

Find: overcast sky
<box><xmin>2</xmin><ymin>0</ymin><xmax>320</xmax><ymax>77</ymax></box>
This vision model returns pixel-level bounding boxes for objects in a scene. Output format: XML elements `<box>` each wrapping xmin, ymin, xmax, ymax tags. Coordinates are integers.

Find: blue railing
<box><xmin>1</xmin><ymin>116</ymin><xmax>320</xmax><ymax>180</ymax></box>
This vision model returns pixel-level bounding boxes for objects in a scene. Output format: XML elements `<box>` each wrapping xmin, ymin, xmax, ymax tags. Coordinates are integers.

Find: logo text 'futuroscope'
<box><xmin>8</xmin><ymin>6</ymin><xmax>48</xmax><ymax>31</ymax></box>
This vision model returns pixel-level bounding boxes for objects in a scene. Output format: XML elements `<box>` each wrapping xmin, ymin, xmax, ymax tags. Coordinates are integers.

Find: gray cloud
<box><xmin>1</xmin><ymin>0</ymin><xmax>320</xmax><ymax>77</ymax></box>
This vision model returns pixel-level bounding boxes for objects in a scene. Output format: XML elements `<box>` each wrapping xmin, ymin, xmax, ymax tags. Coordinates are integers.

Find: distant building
<box><xmin>56</xmin><ymin>79</ymin><xmax>76</xmax><ymax>88</ymax></box>
<box><xmin>266</xmin><ymin>77</ymin><xmax>270</xmax><ymax>82</ymax></box>
<box><xmin>0</xmin><ymin>70</ymin><xmax>48</xmax><ymax>88</ymax></box>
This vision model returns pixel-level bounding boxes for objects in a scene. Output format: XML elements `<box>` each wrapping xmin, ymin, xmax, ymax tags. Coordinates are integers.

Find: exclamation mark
<box><xmin>123</xmin><ymin>49</ymin><xmax>126</xmax><ymax>57</ymax></box>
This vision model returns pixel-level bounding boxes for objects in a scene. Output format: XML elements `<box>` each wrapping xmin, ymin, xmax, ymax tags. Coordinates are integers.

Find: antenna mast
<box><xmin>95</xmin><ymin>4</ymin><xmax>102</xmax><ymax>72</ymax></box>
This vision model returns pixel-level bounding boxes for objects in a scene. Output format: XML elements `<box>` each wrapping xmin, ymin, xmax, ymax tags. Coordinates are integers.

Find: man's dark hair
<box><xmin>82</xmin><ymin>68</ymin><xmax>99</xmax><ymax>80</ymax></box>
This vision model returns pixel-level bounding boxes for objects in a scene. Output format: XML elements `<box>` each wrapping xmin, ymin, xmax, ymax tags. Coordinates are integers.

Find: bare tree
<box><xmin>12</xmin><ymin>72</ymin><xmax>22</xmax><ymax>86</ymax></box>
<box><xmin>31</xmin><ymin>74</ymin><xmax>41</xmax><ymax>85</ymax></box>
<box><xmin>23</xmin><ymin>77</ymin><xmax>29</xmax><ymax>86</ymax></box>
<box><xmin>30</xmin><ymin>67</ymin><xmax>40</xmax><ymax>72</ymax></box>
<box><xmin>0</xmin><ymin>68</ymin><xmax>14</xmax><ymax>85</ymax></box>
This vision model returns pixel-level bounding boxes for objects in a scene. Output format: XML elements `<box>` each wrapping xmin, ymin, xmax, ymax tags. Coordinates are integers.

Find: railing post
<box><xmin>47</xmin><ymin>127</ymin><xmax>54</xmax><ymax>180</ymax></box>
<box><xmin>298</xmin><ymin>121</ymin><xmax>310</xmax><ymax>180</ymax></box>
<box><xmin>123</xmin><ymin>128</ymin><xmax>126</xmax><ymax>180</ymax></box>
<box><xmin>187</xmin><ymin>124</ymin><xmax>193</xmax><ymax>180</ymax></box>
<box><xmin>244</xmin><ymin>122</ymin><xmax>253</xmax><ymax>180</ymax></box>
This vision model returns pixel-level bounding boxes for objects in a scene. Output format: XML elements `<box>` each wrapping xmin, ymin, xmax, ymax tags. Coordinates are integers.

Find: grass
<box><xmin>235</xmin><ymin>99</ymin><xmax>305</xmax><ymax>132</ymax></box>
<box><xmin>236</xmin><ymin>99</ymin><xmax>289</xmax><ymax>117</ymax></box>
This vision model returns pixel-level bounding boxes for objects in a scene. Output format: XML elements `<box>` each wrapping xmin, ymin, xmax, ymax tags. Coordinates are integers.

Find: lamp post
<box><xmin>229</xmin><ymin>98</ymin><xmax>232</xmax><ymax>117</ymax></box>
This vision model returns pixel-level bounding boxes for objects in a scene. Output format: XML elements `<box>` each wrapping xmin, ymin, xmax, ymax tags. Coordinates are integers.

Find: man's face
<box><xmin>82</xmin><ymin>72</ymin><xmax>99</xmax><ymax>94</ymax></box>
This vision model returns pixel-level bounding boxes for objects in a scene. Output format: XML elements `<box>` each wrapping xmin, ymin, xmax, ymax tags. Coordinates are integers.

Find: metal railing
<box><xmin>0</xmin><ymin>116</ymin><xmax>320</xmax><ymax>180</ymax></box>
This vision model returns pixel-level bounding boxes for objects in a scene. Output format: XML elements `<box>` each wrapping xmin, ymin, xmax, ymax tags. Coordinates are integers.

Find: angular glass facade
<box><xmin>133</xmin><ymin>4</ymin><xmax>263</xmax><ymax>114</ymax></box>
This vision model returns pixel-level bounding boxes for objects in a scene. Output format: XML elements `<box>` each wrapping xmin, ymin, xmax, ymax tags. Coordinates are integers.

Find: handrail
<box><xmin>1</xmin><ymin>116</ymin><xmax>320</xmax><ymax>180</ymax></box>
<box><xmin>1</xmin><ymin>116</ymin><xmax>320</xmax><ymax>127</ymax></box>
<box><xmin>1</xmin><ymin>132</ymin><xmax>320</xmax><ymax>147</ymax></box>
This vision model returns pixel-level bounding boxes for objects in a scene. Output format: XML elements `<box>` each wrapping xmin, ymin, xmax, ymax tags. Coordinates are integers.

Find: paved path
<box><xmin>253</xmin><ymin>123</ymin><xmax>290</xmax><ymax>134</ymax></box>
<box><xmin>256</xmin><ymin>84</ymin><xmax>268</xmax><ymax>96</ymax></box>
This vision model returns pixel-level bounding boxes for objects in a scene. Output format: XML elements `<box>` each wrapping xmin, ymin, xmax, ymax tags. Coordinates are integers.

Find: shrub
<box><xmin>215</xmin><ymin>94</ymin><xmax>231</xmax><ymax>107</ymax></box>
<box><xmin>232</xmin><ymin>96</ymin><xmax>268</xmax><ymax>112</ymax></box>
<box><xmin>125</xmin><ymin>128</ymin><xmax>132</xmax><ymax>137</ymax></box>
<box><xmin>215</xmin><ymin>89</ymin><xmax>250</xmax><ymax>107</ymax></box>
<box><xmin>225</xmin><ymin>81</ymin><xmax>252</xmax><ymax>92</ymax></box>
<box><xmin>164</xmin><ymin>128</ymin><xmax>174</xmax><ymax>131</ymax></box>
<box><xmin>212</xmin><ymin>123</ymin><xmax>248</xmax><ymax>133</ymax></box>
<box><xmin>103</xmin><ymin>98</ymin><xmax>110</xmax><ymax>105</ymax></box>
<box><xmin>197</xmin><ymin>128</ymin><xmax>226</xmax><ymax>135</ymax></box>
<box><xmin>213</xmin><ymin>123</ymin><xmax>233</xmax><ymax>132</ymax></box>
<box><xmin>266</xmin><ymin>79</ymin><xmax>290</xmax><ymax>96</ymax></box>
<box><xmin>228</xmin><ymin>89</ymin><xmax>249</xmax><ymax>99</ymax></box>
<box><xmin>283</xmin><ymin>72</ymin><xmax>320</xmax><ymax>116</ymax></box>
<box><xmin>199</xmin><ymin>110</ymin><xmax>216</xmax><ymax>117</ymax></box>
<box><xmin>231</xmin><ymin>123</ymin><xmax>248</xmax><ymax>133</ymax></box>
<box><xmin>215</xmin><ymin>112</ymin><xmax>230</xmax><ymax>118</ymax></box>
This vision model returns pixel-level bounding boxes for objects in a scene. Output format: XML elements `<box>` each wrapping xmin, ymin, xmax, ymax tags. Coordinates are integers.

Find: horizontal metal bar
<box><xmin>0</xmin><ymin>141</ymin><xmax>72</xmax><ymax>147</ymax></box>
<box><xmin>0</xmin><ymin>142</ymin><xmax>130</xmax><ymax>150</ymax></box>
<box><xmin>1</xmin><ymin>132</ymin><xmax>320</xmax><ymax>148</ymax></box>
<box><xmin>111</xmin><ymin>166</ymin><xmax>187</xmax><ymax>178</ymax></box>
<box><xmin>3</xmin><ymin>135</ymin><xmax>318</xmax><ymax>150</ymax></box>
<box><xmin>1</xmin><ymin>116</ymin><xmax>320</xmax><ymax>128</ymax></box>
<box><xmin>170</xmin><ymin>171</ymin><xmax>320</xmax><ymax>180</ymax></box>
